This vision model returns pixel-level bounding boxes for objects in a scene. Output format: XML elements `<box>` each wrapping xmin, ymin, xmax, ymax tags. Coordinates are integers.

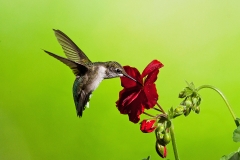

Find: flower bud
<box><xmin>185</xmin><ymin>99</ymin><xmax>192</xmax><ymax>108</ymax></box>
<box><xmin>156</xmin><ymin>132</ymin><xmax>164</xmax><ymax>145</ymax></box>
<box><xmin>184</xmin><ymin>107</ymin><xmax>191</xmax><ymax>116</ymax></box>
<box><xmin>173</xmin><ymin>105</ymin><xmax>185</xmax><ymax>118</ymax></box>
<box><xmin>163</xmin><ymin>132</ymin><xmax>171</xmax><ymax>145</ymax></box>
<box><xmin>192</xmin><ymin>97</ymin><xmax>198</xmax><ymax>105</ymax></box>
<box><xmin>155</xmin><ymin>142</ymin><xmax>167</xmax><ymax>158</ymax></box>
<box><xmin>155</xmin><ymin>124</ymin><xmax>165</xmax><ymax>133</ymax></box>
<box><xmin>178</xmin><ymin>91</ymin><xmax>186</xmax><ymax>98</ymax></box>
<box><xmin>195</xmin><ymin>106</ymin><xmax>200</xmax><ymax>114</ymax></box>
<box><xmin>197</xmin><ymin>97</ymin><xmax>201</xmax><ymax>106</ymax></box>
<box><xmin>156</xmin><ymin>131</ymin><xmax>171</xmax><ymax>146</ymax></box>
<box><xmin>156</xmin><ymin>137</ymin><xmax>164</xmax><ymax>146</ymax></box>
<box><xmin>140</xmin><ymin>119</ymin><xmax>156</xmax><ymax>133</ymax></box>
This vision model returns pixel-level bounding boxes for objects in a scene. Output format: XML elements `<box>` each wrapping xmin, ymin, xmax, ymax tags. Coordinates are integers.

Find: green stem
<box><xmin>170</xmin><ymin>122</ymin><xmax>180</xmax><ymax>160</ymax></box>
<box><xmin>196</xmin><ymin>85</ymin><xmax>238</xmax><ymax>126</ymax></box>
<box><xmin>153</xmin><ymin>107</ymin><xmax>162</xmax><ymax>112</ymax></box>
<box><xmin>156</xmin><ymin>102</ymin><xmax>166</xmax><ymax>114</ymax></box>
<box><xmin>143</xmin><ymin>112</ymin><xmax>155</xmax><ymax>118</ymax></box>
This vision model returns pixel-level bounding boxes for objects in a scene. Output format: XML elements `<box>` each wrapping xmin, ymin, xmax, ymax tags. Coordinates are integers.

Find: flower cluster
<box><xmin>116</xmin><ymin>60</ymin><xmax>170</xmax><ymax>158</ymax></box>
<box><xmin>172</xmin><ymin>82</ymin><xmax>202</xmax><ymax>118</ymax></box>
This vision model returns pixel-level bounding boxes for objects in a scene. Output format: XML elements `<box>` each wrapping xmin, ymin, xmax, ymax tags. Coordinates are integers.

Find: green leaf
<box><xmin>168</xmin><ymin>107</ymin><xmax>174</xmax><ymax>119</ymax></box>
<box><xmin>142</xmin><ymin>156</ymin><xmax>151</xmax><ymax>160</ymax></box>
<box><xmin>184</xmin><ymin>87</ymin><xmax>193</xmax><ymax>97</ymax></box>
<box><xmin>189</xmin><ymin>82</ymin><xmax>195</xmax><ymax>90</ymax></box>
<box><xmin>233</xmin><ymin>126</ymin><xmax>240</xmax><ymax>142</ymax></box>
<box><xmin>185</xmin><ymin>81</ymin><xmax>195</xmax><ymax>90</ymax></box>
<box><xmin>220</xmin><ymin>149</ymin><xmax>240</xmax><ymax>160</ymax></box>
<box><xmin>235</xmin><ymin>118</ymin><xmax>240</xmax><ymax>127</ymax></box>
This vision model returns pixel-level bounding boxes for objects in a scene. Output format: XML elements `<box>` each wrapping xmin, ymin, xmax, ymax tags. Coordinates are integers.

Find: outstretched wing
<box><xmin>53</xmin><ymin>29</ymin><xmax>91</xmax><ymax>64</ymax></box>
<box><xmin>73</xmin><ymin>76</ymin><xmax>92</xmax><ymax>117</ymax></box>
<box><xmin>44</xmin><ymin>50</ymin><xmax>88</xmax><ymax>76</ymax></box>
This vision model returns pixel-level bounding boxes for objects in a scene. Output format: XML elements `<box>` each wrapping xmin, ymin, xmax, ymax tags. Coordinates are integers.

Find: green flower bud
<box><xmin>156</xmin><ymin>135</ymin><xmax>165</xmax><ymax>145</ymax></box>
<box><xmin>180</xmin><ymin>101</ymin><xmax>185</xmax><ymax>106</ymax></box>
<box><xmin>185</xmin><ymin>99</ymin><xmax>192</xmax><ymax>108</ymax></box>
<box><xmin>192</xmin><ymin>97</ymin><xmax>198</xmax><ymax>105</ymax></box>
<box><xmin>196</xmin><ymin>97</ymin><xmax>201</xmax><ymax>106</ymax></box>
<box><xmin>195</xmin><ymin>106</ymin><xmax>200</xmax><ymax>114</ymax></box>
<box><xmin>163</xmin><ymin>132</ymin><xmax>171</xmax><ymax>145</ymax></box>
<box><xmin>184</xmin><ymin>107</ymin><xmax>191</xmax><ymax>116</ymax></box>
<box><xmin>175</xmin><ymin>105</ymin><xmax>185</xmax><ymax>113</ymax></box>
<box><xmin>191</xmin><ymin>91</ymin><xmax>197</xmax><ymax>97</ymax></box>
<box><xmin>155</xmin><ymin>124</ymin><xmax>165</xmax><ymax>134</ymax></box>
<box><xmin>178</xmin><ymin>91</ymin><xmax>186</xmax><ymax>98</ymax></box>
<box><xmin>156</xmin><ymin>131</ymin><xmax>171</xmax><ymax>146</ymax></box>
<box><xmin>155</xmin><ymin>142</ymin><xmax>167</xmax><ymax>158</ymax></box>
<box><xmin>155</xmin><ymin>124</ymin><xmax>165</xmax><ymax>144</ymax></box>
<box><xmin>173</xmin><ymin>105</ymin><xmax>185</xmax><ymax>118</ymax></box>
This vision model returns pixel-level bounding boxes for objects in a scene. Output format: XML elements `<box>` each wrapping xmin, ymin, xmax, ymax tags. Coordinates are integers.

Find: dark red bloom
<box><xmin>140</xmin><ymin>119</ymin><xmax>157</xmax><ymax>133</ymax></box>
<box><xmin>116</xmin><ymin>60</ymin><xmax>164</xmax><ymax>123</ymax></box>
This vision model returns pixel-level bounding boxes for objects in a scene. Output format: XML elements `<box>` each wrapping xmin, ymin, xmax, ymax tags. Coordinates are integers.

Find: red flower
<box><xmin>140</xmin><ymin>119</ymin><xmax>157</xmax><ymax>133</ymax></box>
<box><xmin>116</xmin><ymin>60</ymin><xmax>164</xmax><ymax>123</ymax></box>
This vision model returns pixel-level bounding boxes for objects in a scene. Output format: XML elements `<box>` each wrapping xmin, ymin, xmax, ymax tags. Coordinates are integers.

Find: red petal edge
<box><xmin>142</xmin><ymin>60</ymin><xmax>163</xmax><ymax>78</ymax></box>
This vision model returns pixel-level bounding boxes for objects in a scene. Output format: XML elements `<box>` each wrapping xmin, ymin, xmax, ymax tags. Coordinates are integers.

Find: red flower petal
<box><xmin>143</xmin><ymin>84</ymin><xmax>158</xmax><ymax>109</ymax></box>
<box><xmin>116</xmin><ymin>89</ymin><xmax>127</xmax><ymax>114</ymax></box>
<box><xmin>144</xmin><ymin>70</ymin><xmax>159</xmax><ymax>85</ymax></box>
<box><xmin>116</xmin><ymin>88</ymin><xmax>145</xmax><ymax>123</ymax></box>
<box><xmin>142</xmin><ymin>60</ymin><xmax>163</xmax><ymax>78</ymax></box>
<box><xmin>140</xmin><ymin>119</ymin><xmax>157</xmax><ymax>133</ymax></box>
<box><xmin>163</xmin><ymin>146</ymin><xmax>167</xmax><ymax>158</ymax></box>
<box><xmin>121</xmin><ymin>66</ymin><xmax>142</xmax><ymax>88</ymax></box>
<box><xmin>127</xmin><ymin>95</ymin><xmax>145</xmax><ymax>123</ymax></box>
<box><xmin>121</xmin><ymin>89</ymin><xmax>142</xmax><ymax>107</ymax></box>
<box><xmin>128</xmin><ymin>104</ymin><xmax>144</xmax><ymax>123</ymax></box>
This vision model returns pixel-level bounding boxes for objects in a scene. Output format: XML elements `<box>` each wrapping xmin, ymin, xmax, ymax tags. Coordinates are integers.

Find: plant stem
<box><xmin>197</xmin><ymin>85</ymin><xmax>238</xmax><ymax>126</ymax></box>
<box><xmin>156</xmin><ymin>102</ymin><xmax>166</xmax><ymax>114</ymax></box>
<box><xmin>170</xmin><ymin>122</ymin><xmax>180</xmax><ymax>160</ymax></box>
<box><xmin>153</xmin><ymin>107</ymin><xmax>162</xmax><ymax>112</ymax></box>
<box><xmin>143</xmin><ymin>112</ymin><xmax>155</xmax><ymax>117</ymax></box>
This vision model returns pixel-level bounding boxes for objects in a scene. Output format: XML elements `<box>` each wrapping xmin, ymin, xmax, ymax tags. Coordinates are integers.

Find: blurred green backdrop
<box><xmin>1</xmin><ymin>0</ymin><xmax>240</xmax><ymax>159</ymax></box>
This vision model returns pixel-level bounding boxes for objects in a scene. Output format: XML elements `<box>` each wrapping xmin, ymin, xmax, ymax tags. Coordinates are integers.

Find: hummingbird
<box><xmin>44</xmin><ymin>29</ymin><xmax>138</xmax><ymax>117</ymax></box>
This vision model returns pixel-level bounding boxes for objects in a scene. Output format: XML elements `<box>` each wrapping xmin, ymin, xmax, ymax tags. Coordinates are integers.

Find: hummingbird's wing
<box><xmin>73</xmin><ymin>76</ymin><xmax>92</xmax><ymax>117</ymax></box>
<box><xmin>53</xmin><ymin>29</ymin><xmax>91</xmax><ymax>64</ymax></box>
<box><xmin>44</xmin><ymin>50</ymin><xmax>88</xmax><ymax>76</ymax></box>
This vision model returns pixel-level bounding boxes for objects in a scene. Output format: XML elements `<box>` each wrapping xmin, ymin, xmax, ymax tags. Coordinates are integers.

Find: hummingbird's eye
<box><xmin>115</xmin><ymin>68</ymin><xmax>122</xmax><ymax>74</ymax></box>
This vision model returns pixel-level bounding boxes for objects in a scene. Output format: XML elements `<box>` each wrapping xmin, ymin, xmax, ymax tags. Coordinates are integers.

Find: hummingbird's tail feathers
<box><xmin>53</xmin><ymin>29</ymin><xmax>92</xmax><ymax>64</ymax></box>
<box><xmin>43</xmin><ymin>50</ymin><xmax>88</xmax><ymax>76</ymax></box>
<box><xmin>76</xmin><ymin>90</ymin><xmax>92</xmax><ymax>117</ymax></box>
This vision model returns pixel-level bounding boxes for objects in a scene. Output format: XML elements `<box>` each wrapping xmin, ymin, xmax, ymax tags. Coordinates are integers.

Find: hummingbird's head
<box><xmin>105</xmin><ymin>61</ymin><xmax>138</xmax><ymax>83</ymax></box>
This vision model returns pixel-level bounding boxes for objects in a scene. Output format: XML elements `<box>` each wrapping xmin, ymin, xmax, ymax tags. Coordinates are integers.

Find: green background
<box><xmin>1</xmin><ymin>0</ymin><xmax>240</xmax><ymax>159</ymax></box>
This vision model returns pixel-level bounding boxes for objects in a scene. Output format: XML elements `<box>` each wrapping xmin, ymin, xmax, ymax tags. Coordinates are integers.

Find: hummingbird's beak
<box><xmin>122</xmin><ymin>73</ymin><xmax>142</xmax><ymax>85</ymax></box>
